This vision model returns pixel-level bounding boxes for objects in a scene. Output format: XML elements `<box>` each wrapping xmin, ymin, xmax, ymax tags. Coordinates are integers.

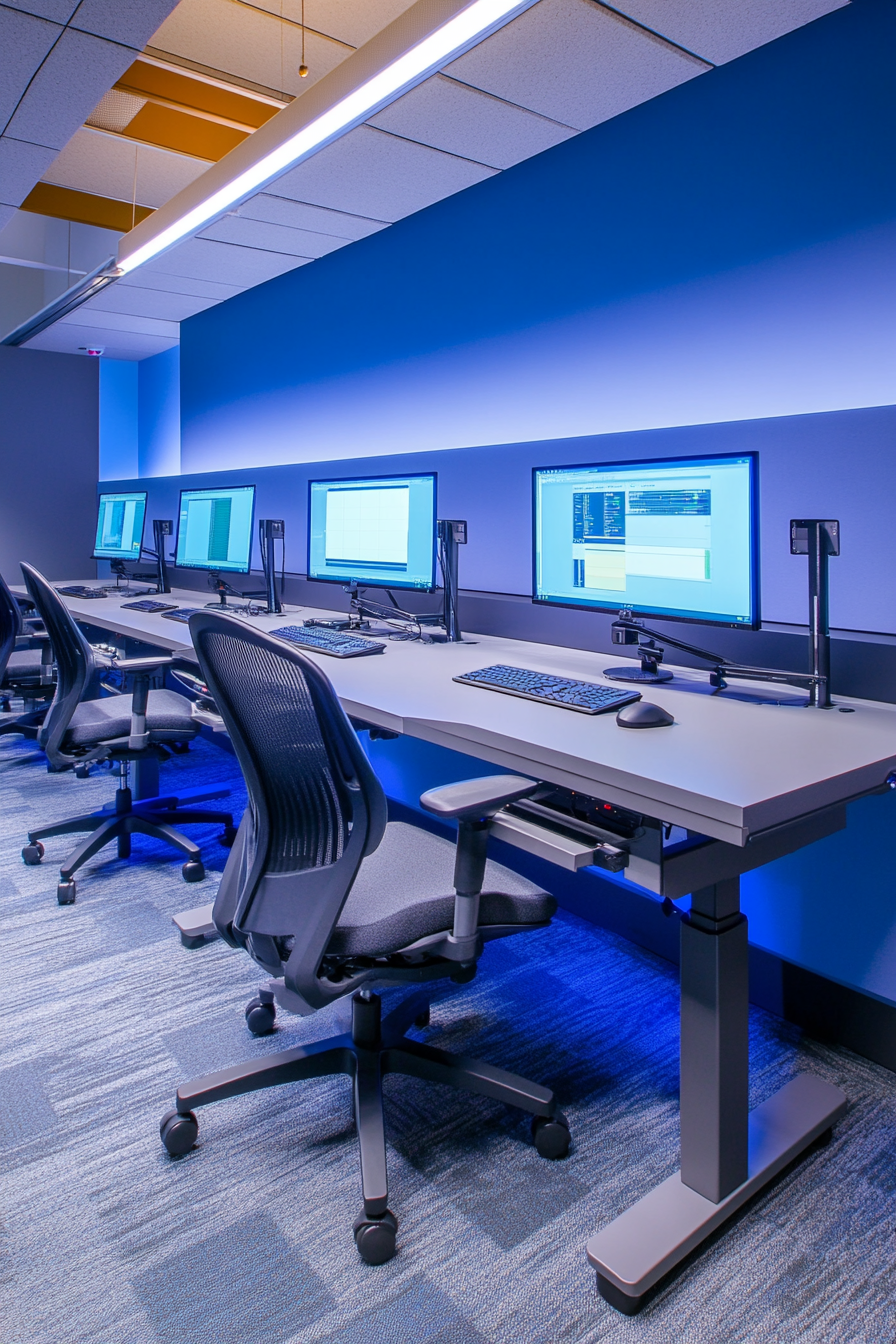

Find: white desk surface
<box><xmin>30</xmin><ymin>582</ymin><xmax>896</xmax><ymax>848</ymax></box>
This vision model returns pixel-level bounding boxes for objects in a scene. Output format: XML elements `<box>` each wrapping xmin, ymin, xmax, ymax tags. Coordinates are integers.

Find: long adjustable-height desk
<box><xmin>29</xmin><ymin>582</ymin><xmax>896</xmax><ymax>1311</ymax></box>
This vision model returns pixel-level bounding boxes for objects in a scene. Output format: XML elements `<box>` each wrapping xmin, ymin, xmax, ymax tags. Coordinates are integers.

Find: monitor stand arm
<box><xmin>605</xmin><ymin>615</ymin><xmax>829</xmax><ymax>703</ymax></box>
<box><xmin>603</xmin><ymin>518</ymin><xmax>839</xmax><ymax>706</ymax></box>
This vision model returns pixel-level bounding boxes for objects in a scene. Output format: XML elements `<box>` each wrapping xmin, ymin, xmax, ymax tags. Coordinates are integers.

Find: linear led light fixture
<box><xmin>1</xmin><ymin>256</ymin><xmax>120</xmax><ymax>346</ymax></box>
<box><xmin>118</xmin><ymin>0</ymin><xmax>540</xmax><ymax>275</ymax></box>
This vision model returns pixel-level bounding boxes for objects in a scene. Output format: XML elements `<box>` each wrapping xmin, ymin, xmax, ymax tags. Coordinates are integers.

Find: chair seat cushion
<box><xmin>3</xmin><ymin>648</ymin><xmax>43</xmax><ymax>684</ymax></box>
<box><xmin>328</xmin><ymin>821</ymin><xmax>555</xmax><ymax>957</ymax></box>
<box><xmin>62</xmin><ymin>688</ymin><xmax>198</xmax><ymax>748</ymax></box>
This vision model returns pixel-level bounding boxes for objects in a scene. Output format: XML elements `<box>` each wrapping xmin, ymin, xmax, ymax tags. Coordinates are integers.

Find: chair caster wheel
<box><xmin>22</xmin><ymin>842</ymin><xmax>44</xmax><ymax>865</ymax></box>
<box><xmin>413</xmin><ymin>1006</ymin><xmax>431</xmax><ymax>1029</ymax></box>
<box><xmin>353</xmin><ymin>1210</ymin><xmax>397</xmax><ymax>1265</ymax></box>
<box><xmin>532</xmin><ymin>1111</ymin><xmax>571</xmax><ymax>1160</ymax></box>
<box><xmin>74</xmin><ymin>764</ymin><xmax>91</xmax><ymax>779</ymax></box>
<box><xmin>160</xmin><ymin>1109</ymin><xmax>199</xmax><ymax>1156</ymax></box>
<box><xmin>221</xmin><ymin>826</ymin><xmax>237</xmax><ymax>848</ymax></box>
<box><xmin>57</xmin><ymin>880</ymin><xmax>76</xmax><ymax>904</ymax></box>
<box><xmin>182</xmin><ymin>860</ymin><xmax>204</xmax><ymax>883</ymax></box>
<box><xmin>245</xmin><ymin>998</ymin><xmax>276</xmax><ymax>1035</ymax></box>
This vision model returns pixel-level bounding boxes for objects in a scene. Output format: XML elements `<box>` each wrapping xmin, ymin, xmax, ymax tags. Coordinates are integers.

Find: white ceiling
<box><xmin>17</xmin><ymin>0</ymin><xmax>849</xmax><ymax>360</ymax></box>
<box><xmin>0</xmin><ymin>0</ymin><xmax>183</xmax><ymax>232</ymax></box>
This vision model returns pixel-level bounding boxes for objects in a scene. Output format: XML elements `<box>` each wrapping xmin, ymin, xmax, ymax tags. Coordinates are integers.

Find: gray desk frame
<box><xmin>32</xmin><ymin>582</ymin><xmax>896</xmax><ymax>1311</ymax></box>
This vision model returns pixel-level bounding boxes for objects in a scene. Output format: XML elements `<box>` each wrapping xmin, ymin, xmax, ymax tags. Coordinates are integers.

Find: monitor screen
<box><xmin>307</xmin><ymin>473</ymin><xmax>437</xmax><ymax>591</ymax></box>
<box><xmin>175</xmin><ymin>485</ymin><xmax>255</xmax><ymax>574</ymax></box>
<box><xmin>93</xmin><ymin>491</ymin><xmax>148</xmax><ymax>560</ymax></box>
<box><xmin>533</xmin><ymin>453</ymin><xmax>758</xmax><ymax>627</ymax></box>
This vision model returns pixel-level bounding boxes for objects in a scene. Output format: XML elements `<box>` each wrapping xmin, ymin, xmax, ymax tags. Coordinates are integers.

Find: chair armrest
<box><xmin>420</xmin><ymin>774</ymin><xmax>539</xmax><ymax>822</ymax></box>
<box><xmin>113</xmin><ymin>656</ymin><xmax>175</xmax><ymax>674</ymax></box>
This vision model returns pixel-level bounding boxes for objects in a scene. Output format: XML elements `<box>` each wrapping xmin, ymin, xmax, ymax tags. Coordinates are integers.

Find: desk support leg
<box><xmin>586</xmin><ymin>876</ymin><xmax>847</xmax><ymax>1315</ymax></box>
<box><xmin>680</xmin><ymin>879</ymin><xmax>748</xmax><ymax>1202</ymax></box>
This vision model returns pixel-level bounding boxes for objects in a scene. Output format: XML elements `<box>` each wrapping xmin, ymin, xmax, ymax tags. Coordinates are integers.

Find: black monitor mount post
<box><xmin>240</xmin><ymin>519</ymin><xmax>285</xmax><ymax>613</ymax></box>
<box><xmin>603</xmin><ymin>518</ymin><xmax>839</xmax><ymax>707</ymax></box>
<box><xmin>343</xmin><ymin>520</ymin><xmax>470</xmax><ymax>643</ymax></box>
<box><xmin>107</xmin><ymin>519</ymin><xmax>174</xmax><ymax>594</ymax></box>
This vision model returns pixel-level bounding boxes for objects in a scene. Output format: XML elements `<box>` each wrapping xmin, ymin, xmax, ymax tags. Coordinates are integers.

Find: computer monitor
<box><xmin>307</xmin><ymin>473</ymin><xmax>437</xmax><ymax>592</ymax></box>
<box><xmin>93</xmin><ymin>491</ymin><xmax>147</xmax><ymax>561</ymax></box>
<box><xmin>175</xmin><ymin>485</ymin><xmax>256</xmax><ymax>574</ymax></box>
<box><xmin>533</xmin><ymin>453</ymin><xmax>758</xmax><ymax>628</ymax></box>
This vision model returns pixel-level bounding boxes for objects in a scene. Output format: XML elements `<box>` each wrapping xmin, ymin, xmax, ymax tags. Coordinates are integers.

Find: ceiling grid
<box><xmin>1</xmin><ymin>0</ymin><xmax>849</xmax><ymax>359</ymax></box>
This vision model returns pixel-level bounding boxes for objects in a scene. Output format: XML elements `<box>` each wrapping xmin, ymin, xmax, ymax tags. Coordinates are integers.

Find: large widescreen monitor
<box><xmin>93</xmin><ymin>491</ymin><xmax>147</xmax><ymax>561</ymax></box>
<box><xmin>175</xmin><ymin>485</ymin><xmax>255</xmax><ymax>574</ymax></box>
<box><xmin>533</xmin><ymin>453</ymin><xmax>758</xmax><ymax>628</ymax></box>
<box><xmin>307</xmin><ymin>473</ymin><xmax>437</xmax><ymax>592</ymax></box>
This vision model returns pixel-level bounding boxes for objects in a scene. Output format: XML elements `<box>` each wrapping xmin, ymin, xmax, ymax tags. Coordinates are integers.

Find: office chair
<box><xmin>0</xmin><ymin>570</ymin><xmax>54</xmax><ymax>739</ymax></box>
<box><xmin>19</xmin><ymin>564</ymin><xmax>236</xmax><ymax>903</ymax></box>
<box><xmin>159</xmin><ymin>614</ymin><xmax>569</xmax><ymax>1264</ymax></box>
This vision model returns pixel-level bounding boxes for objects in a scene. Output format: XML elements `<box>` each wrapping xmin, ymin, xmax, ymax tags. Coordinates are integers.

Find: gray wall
<box><xmin>0</xmin><ymin>346</ymin><xmax>98</xmax><ymax>586</ymax></box>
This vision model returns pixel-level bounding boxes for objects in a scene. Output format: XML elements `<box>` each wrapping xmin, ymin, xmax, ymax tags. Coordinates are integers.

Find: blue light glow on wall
<box><xmin>180</xmin><ymin>0</ymin><xmax>896</xmax><ymax>476</ymax></box>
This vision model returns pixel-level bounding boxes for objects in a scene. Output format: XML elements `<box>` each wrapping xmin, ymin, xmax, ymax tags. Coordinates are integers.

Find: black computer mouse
<box><xmin>616</xmin><ymin>700</ymin><xmax>675</xmax><ymax>729</ymax></box>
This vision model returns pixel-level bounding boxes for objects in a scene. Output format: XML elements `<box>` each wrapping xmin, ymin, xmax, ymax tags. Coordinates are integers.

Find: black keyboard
<box><xmin>453</xmin><ymin>665</ymin><xmax>641</xmax><ymax>715</ymax></box>
<box><xmin>270</xmin><ymin>624</ymin><xmax>385</xmax><ymax>658</ymax></box>
<box><xmin>161</xmin><ymin>608</ymin><xmax>204</xmax><ymax>624</ymax></box>
<box><xmin>121</xmin><ymin>599</ymin><xmax>178</xmax><ymax>613</ymax></box>
<box><xmin>56</xmin><ymin>585</ymin><xmax>108</xmax><ymax>599</ymax></box>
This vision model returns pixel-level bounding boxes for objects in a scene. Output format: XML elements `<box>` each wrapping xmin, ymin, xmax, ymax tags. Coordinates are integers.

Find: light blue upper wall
<box><xmin>98</xmin><ymin>359</ymin><xmax>138</xmax><ymax>481</ymax></box>
<box><xmin>138</xmin><ymin>347</ymin><xmax>181</xmax><ymax>478</ymax></box>
<box><xmin>180</xmin><ymin>0</ymin><xmax>895</xmax><ymax>473</ymax></box>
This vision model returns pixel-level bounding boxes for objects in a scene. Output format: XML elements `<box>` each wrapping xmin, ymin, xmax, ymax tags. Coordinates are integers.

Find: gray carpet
<box><xmin>0</xmin><ymin>734</ymin><xmax>894</xmax><ymax>1344</ymax></box>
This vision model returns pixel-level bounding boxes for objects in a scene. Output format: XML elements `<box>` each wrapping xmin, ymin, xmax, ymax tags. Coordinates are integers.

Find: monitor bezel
<box><xmin>306</xmin><ymin>470</ymin><xmax>438</xmax><ymax>594</ymax></box>
<box><xmin>531</xmin><ymin>451</ymin><xmax>760</xmax><ymax>630</ymax></box>
<box><xmin>92</xmin><ymin>490</ymin><xmax>149</xmax><ymax>561</ymax></box>
<box><xmin>175</xmin><ymin>484</ymin><xmax>257</xmax><ymax>575</ymax></box>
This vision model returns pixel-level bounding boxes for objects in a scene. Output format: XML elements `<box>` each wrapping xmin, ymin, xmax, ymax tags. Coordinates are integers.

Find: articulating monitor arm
<box><xmin>611</xmin><ymin>615</ymin><xmax>828</xmax><ymax>699</ymax></box>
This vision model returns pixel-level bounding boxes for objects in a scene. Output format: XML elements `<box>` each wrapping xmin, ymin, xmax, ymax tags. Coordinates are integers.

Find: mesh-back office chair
<box><xmin>19</xmin><ymin>564</ymin><xmax>235</xmax><ymax>903</ymax></box>
<box><xmin>0</xmin><ymin>570</ymin><xmax>54</xmax><ymax>738</ymax></box>
<box><xmin>160</xmin><ymin>614</ymin><xmax>569</xmax><ymax>1264</ymax></box>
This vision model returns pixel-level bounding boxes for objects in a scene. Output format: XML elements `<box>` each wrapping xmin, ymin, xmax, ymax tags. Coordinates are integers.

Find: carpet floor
<box><xmin>0</xmin><ymin>733</ymin><xmax>893</xmax><ymax>1344</ymax></box>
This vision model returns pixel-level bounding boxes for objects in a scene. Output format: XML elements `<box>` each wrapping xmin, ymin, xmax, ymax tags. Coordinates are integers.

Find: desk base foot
<box><xmin>173</xmin><ymin>901</ymin><xmax>217</xmax><ymax>948</ymax></box>
<box><xmin>587</xmin><ymin>1074</ymin><xmax>846</xmax><ymax>1314</ymax></box>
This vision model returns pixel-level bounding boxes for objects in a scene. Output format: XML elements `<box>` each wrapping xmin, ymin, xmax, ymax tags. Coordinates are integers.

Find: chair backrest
<box><xmin>190</xmin><ymin>612</ymin><xmax>388</xmax><ymax>1008</ymax></box>
<box><xmin>20</xmin><ymin>563</ymin><xmax>99</xmax><ymax>767</ymax></box>
<box><xmin>0</xmin><ymin>570</ymin><xmax>23</xmax><ymax>685</ymax></box>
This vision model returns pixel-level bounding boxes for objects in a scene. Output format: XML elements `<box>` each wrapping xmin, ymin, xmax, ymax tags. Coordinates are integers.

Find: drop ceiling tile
<box><xmin>42</xmin><ymin>127</ymin><xmax>210</xmax><ymax>207</ymax></box>
<box><xmin>150</xmin><ymin>0</ymin><xmax>347</xmax><ymax>99</ymax></box>
<box><xmin>69</xmin><ymin>0</ymin><xmax>183</xmax><ymax>49</ymax></box>
<box><xmin>268</xmin><ymin>0</ymin><xmax>414</xmax><ymax>49</ymax></box>
<box><xmin>236</xmin><ymin>192</ymin><xmax>387</xmax><ymax>240</ymax></box>
<box><xmin>369</xmin><ymin>73</ymin><xmax>576</xmax><ymax>170</ymax></box>
<box><xmin>143</xmin><ymin>235</ymin><xmax>309</xmax><ymax>286</ymax></box>
<box><xmin>272</xmin><ymin>125</ymin><xmax>496</xmax><ymax>223</ymax></box>
<box><xmin>5</xmin><ymin>27</ymin><xmax>138</xmax><ymax>150</ymax></box>
<box><xmin>0</xmin><ymin>136</ymin><xmax>58</xmax><ymax>206</ymax></box>
<box><xmin>0</xmin><ymin>2</ymin><xmax>76</xmax><ymax>21</ymax></box>
<box><xmin>85</xmin><ymin>282</ymin><xmax>218</xmax><ymax>321</ymax></box>
<box><xmin>445</xmin><ymin>0</ymin><xmax>706</xmax><ymax>133</ymax></box>
<box><xmin>613</xmin><ymin>0</ymin><xmax>848</xmax><ymax>66</ymax></box>
<box><xmin>200</xmin><ymin>214</ymin><xmax>348</xmax><ymax>259</ymax></box>
<box><xmin>25</xmin><ymin>322</ymin><xmax>176</xmax><ymax>357</ymax></box>
<box><xmin>116</xmin><ymin>268</ymin><xmax>242</xmax><ymax>300</ymax></box>
<box><xmin>0</xmin><ymin>8</ymin><xmax>61</xmax><ymax>131</ymax></box>
<box><xmin>60</xmin><ymin>304</ymin><xmax>179</xmax><ymax>337</ymax></box>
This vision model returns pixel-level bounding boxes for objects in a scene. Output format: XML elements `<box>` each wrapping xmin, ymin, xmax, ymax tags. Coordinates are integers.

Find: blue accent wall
<box><xmin>180</xmin><ymin>0</ymin><xmax>895</xmax><ymax>473</ymax></box>
<box><xmin>99</xmin><ymin>359</ymin><xmax>138</xmax><ymax>481</ymax></box>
